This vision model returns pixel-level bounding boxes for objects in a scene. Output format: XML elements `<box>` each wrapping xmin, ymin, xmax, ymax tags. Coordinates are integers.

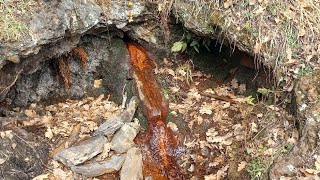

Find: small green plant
<box><xmin>245</xmin><ymin>95</ymin><xmax>255</xmax><ymax>105</ymax></box>
<box><xmin>246</xmin><ymin>158</ymin><xmax>269</xmax><ymax>180</ymax></box>
<box><xmin>282</xmin><ymin>21</ymin><xmax>300</xmax><ymax>50</ymax></box>
<box><xmin>257</xmin><ymin>88</ymin><xmax>274</xmax><ymax>96</ymax></box>
<box><xmin>171</xmin><ymin>32</ymin><xmax>211</xmax><ymax>54</ymax></box>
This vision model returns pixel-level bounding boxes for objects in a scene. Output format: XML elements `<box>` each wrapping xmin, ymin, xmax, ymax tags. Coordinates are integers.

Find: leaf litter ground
<box><xmin>3</xmin><ymin>55</ymin><xmax>309</xmax><ymax>179</ymax></box>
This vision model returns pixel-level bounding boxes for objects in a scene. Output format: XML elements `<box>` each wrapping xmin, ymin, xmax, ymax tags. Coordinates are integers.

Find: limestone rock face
<box><xmin>0</xmin><ymin>0</ymin><xmax>102</xmax><ymax>69</ymax></box>
<box><xmin>0</xmin><ymin>0</ymin><xmax>150</xmax><ymax>105</ymax></box>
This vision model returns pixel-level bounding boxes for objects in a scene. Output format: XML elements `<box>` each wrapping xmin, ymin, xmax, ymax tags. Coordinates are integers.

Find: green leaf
<box><xmin>193</xmin><ymin>45</ymin><xmax>199</xmax><ymax>53</ymax></box>
<box><xmin>204</xmin><ymin>43</ymin><xmax>210</xmax><ymax>51</ymax></box>
<box><xmin>186</xmin><ymin>33</ymin><xmax>191</xmax><ymax>40</ymax></box>
<box><xmin>257</xmin><ymin>88</ymin><xmax>274</xmax><ymax>96</ymax></box>
<box><xmin>245</xmin><ymin>95</ymin><xmax>255</xmax><ymax>105</ymax></box>
<box><xmin>171</xmin><ymin>42</ymin><xmax>183</xmax><ymax>52</ymax></box>
<box><xmin>181</xmin><ymin>42</ymin><xmax>188</xmax><ymax>52</ymax></box>
<box><xmin>190</xmin><ymin>40</ymin><xmax>198</xmax><ymax>47</ymax></box>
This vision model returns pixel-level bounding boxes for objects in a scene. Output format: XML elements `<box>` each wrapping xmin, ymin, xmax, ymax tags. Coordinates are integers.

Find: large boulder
<box><xmin>0</xmin><ymin>128</ymin><xmax>50</xmax><ymax>180</ymax></box>
<box><xmin>0</xmin><ymin>0</ymin><xmax>149</xmax><ymax>105</ymax></box>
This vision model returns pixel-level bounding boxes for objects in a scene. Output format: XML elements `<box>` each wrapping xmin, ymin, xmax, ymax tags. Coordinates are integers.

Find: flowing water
<box><xmin>127</xmin><ymin>42</ymin><xmax>184</xmax><ymax>179</ymax></box>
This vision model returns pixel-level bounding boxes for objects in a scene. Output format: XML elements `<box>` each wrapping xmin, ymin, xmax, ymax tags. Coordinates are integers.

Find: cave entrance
<box><xmin>0</xmin><ymin>31</ymin><xmax>297</xmax><ymax>180</ymax></box>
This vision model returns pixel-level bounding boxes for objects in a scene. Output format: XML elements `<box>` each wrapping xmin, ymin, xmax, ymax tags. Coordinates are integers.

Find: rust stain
<box><xmin>127</xmin><ymin>42</ymin><xmax>184</xmax><ymax>179</ymax></box>
<box><xmin>57</xmin><ymin>55</ymin><xmax>72</xmax><ymax>90</ymax></box>
<box><xmin>71</xmin><ymin>47</ymin><xmax>89</xmax><ymax>69</ymax></box>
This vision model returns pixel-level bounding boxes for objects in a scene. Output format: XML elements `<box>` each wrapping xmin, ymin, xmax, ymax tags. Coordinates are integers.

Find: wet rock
<box><xmin>0</xmin><ymin>128</ymin><xmax>49</xmax><ymax>180</ymax></box>
<box><xmin>54</xmin><ymin>135</ymin><xmax>108</xmax><ymax>166</ymax></box>
<box><xmin>71</xmin><ymin>155</ymin><xmax>126</xmax><ymax>177</ymax></box>
<box><xmin>111</xmin><ymin>122</ymin><xmax>140</xmax><ymax>154</ymax></box>
<box><xmin>120</xmin><ymin>147</ymin><xmax>143</xmax><ymax>180</ymax></box>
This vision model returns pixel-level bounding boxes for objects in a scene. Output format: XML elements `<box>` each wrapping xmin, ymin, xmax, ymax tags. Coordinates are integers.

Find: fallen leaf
<box><xmin>25</xmin><ymin>109</ymin><xmax>37</xmax><ymax>117</ymax></box>
<box><xmin>45</xmin><ymin>127</ymin><xmax>53</xmax><ymax>139</ymax></box>
<box><xmin>167</xmin><ymin>122</ymin><xmax>178</xmax><ymax>132</ymax></box>
<box><xmin>263</xmin><ymin>148</ymin><xmax>274</xmax><ymax>156</ymax></box>
<box><xmin>94</xmin><ymin>79</ymin><xmax>103</xmax><ymax>88</ymax></box>
<box><xmin>237</xmin><ymin>161</ymin><xmax>247</xmax><ymax>172</ymax></box>
<box><xmin>0</xmin><ymin>158</ymin><xmax>6</xmax><ymax>165</ymax></box>
<box><xmin>249</xmin><ymin>0</ymin><xmax>256</xmax><ymax>5</ymax></box>
<box><xmin>200</xmin><ymin>103</ymin><xmax>213</xmax><ymax>115</ymax></box>
<box><xmin>315</xmin><ymin>160</ymin><xmax>320</xmax><ymax>171</ymax></box>
<box><xmin>32</xmin><ymin>174</ymin><xmax>49</xmax><ymax>180</ymax></box>
<box><xmin>251</xmin><ymin>122</ymin><xmax>258</xmax><ymax>132</ymax></box>
<box><xmin>254</xmin><ymin>6</ymin><xmax>265</xmax><ymax>15</ymax></box>
<box><xmin>5</xmin><ymin>130</ymin><xmax>13</xmax><ymax>139</ymax></box>
<box><xmin>231</xmin><ymin>79</ymin><xmax>238</xmax><ymax>89</ymax></box>
<box><xmin>170</xmin><ymin>86</ymin><xmax>180</xmax><ymax>93</ymax></box>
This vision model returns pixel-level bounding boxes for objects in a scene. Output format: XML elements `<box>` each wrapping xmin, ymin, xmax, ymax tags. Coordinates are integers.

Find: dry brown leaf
<box><xmin>315</xmin><ymin>160</ymin><xmax>320</xmax><ymax>171</ymax></box>
<box><xmin>200</xmin><ymin>103</ymin><xmax>213</xmax><ymax>115</ymax></box>
<box><xmin>224</xmin><ymin>1</ymin><xmax>232</xmax><ymax>8</ymax></box>
<box><xmin>5</xmin><ymin>130</ymin><xmax>13</xmax><ymax>139</ymax></box>
<box><xmin>251</xmin><ymin>122</ymin><xmax>258</xmax><ymax>132</ymax></box>
<box><xmin>0</xmin><ymin>158</ymin><xmax>6</xmax><ymax>165</ymax></box>
<box><xmin>249</xmin><ymin>0</ymin><xmax>256</xmax><ymax>5</ymax></box>
<box><xmin>94</xmin><ymin>79</ymin><xmax>103</xmax><ymax>88</ymax></box>
<box><xmin>231</xmin><ymin>79</ymin><xmax>238</xmax><ymax>89</ymax></box>
<box><xmin>45</xmin><ymin>127</ymin><xmax>54</xmax><ymax>139</ymax></box>
<box><xmin>167</xmin><ymin>122</ymin><xmax>178</xmax><ymax>132</ymax></box>
<box><xmin>254</xmin><ymin>6</ymin><xmax>265</xmax><ymax>15</ymax></box>
<box><xmin>32</xmin><ymin>174</ymin><xmax>49</xmax><ymax>180</ymax></box>
<box><xmin>25</xmin><ymin>109</ymin><xmax>37</xmax><ymax>117</ymax></box>
<box><xmin>170</xmin><ymin>86</ymin><xmax>180</xmax><ymax>93</ymax></box>
<box><xmin>237</xmin><ymin>161</ymin><xmax>247</xmax><ymax>172</ymax></box>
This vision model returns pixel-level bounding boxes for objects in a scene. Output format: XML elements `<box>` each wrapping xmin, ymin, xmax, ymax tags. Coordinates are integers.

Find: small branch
<box><xmin>50</xmin><ymin>123</ymin><xmax>81</xmax><ymax>158</ymax></box>
<box><xmin>200</xmin><ymin>92</ymin><xmax>236</xmax><ymax>104</ymax></box>
<box><xmin>0</xmin><ymin>69</ymin><xmax>23</xmax><ymax>96</ymax></box>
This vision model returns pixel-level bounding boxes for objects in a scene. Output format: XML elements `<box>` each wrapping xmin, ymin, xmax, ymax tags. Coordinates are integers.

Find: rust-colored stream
<box><xmin>127</xmin><ymin>42</ymin><xmax>184</xmax><ymax>179</ymax></box>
